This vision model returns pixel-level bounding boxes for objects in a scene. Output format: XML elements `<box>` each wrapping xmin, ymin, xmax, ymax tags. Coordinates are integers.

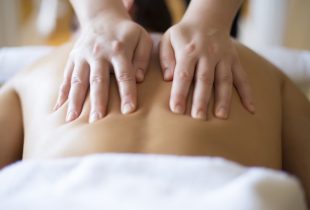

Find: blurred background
<box><xmin>0</xmin><ymin>0</ymin><xmax>310</xmax><ymax>49</ymax></box>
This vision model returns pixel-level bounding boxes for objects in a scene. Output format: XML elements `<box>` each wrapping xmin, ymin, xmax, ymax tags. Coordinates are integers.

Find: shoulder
<box><xmin>234</xmin><ymin>40</ymin><xmax>285</xmax><ymax>87</ymax></box>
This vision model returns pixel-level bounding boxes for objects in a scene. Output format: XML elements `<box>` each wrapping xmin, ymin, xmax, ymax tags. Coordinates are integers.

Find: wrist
<box><xmin>182</xmin><ymin>0</ymin><xmax>242</xmax><ymax>33</ymax></box>
<box><xmin>180</xmin><ymin>18</ymin><xmax>231</xmax><ymax>36</ymax></box>
<box><xmin>81</xmin><ymin>12</ymin><xmax>130</xmax><ymax>33</ymax></box>
<box><xmin>70</xmin><ymin>0</ymin><xmax>130</xmax><ymax>27</ymax></box>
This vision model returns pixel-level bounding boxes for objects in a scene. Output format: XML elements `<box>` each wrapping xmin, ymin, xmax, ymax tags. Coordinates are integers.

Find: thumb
<box><xmin>133</xmin><ymin>30</ymin><xmax>153</xmax><ymax>83</ymax></box>
<box><xmin>159</xmin><ymin>32</ymin><xmax>175</xmax><ymax>81</ymax></box>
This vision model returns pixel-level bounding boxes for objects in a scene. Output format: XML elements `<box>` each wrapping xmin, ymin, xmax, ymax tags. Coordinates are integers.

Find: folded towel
<box><xmin>0</xmin><ymin>154</ymin><xmax>307</xmax><ymax>210</ymax></box>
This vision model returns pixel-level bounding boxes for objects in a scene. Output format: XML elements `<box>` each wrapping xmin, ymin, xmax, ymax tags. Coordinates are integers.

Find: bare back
<box><xmin>1</xmin><ymin>40</ymin><xmax>310</xmax><ymax>204</ymax></box>
<box><xmin>12</xmin><ymin>42</ymin><xmax>284</xmax><ymax>168</ymax></box>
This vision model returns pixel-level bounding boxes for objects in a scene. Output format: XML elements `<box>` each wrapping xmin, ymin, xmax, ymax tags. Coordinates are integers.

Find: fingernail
<box><xmin>137</xmin><ymin>68</ymin><xmax>144</xmax><ymax>81</ymax></box>
<box><xmin>248</xmin><ymin>102</ymin><xmax>255</xmax><ymax>114</ymax></box>
<box><xmin>193</xmin><ymin>110</ymin><xmax>206</xmax><ymax>120</ymax></box>
<box><xmin>89</xmin><ymin>112</ymin><xmax>102</xmax><ymax>123</ymax></box>
<box><xmin>122</xmin><ymin>103</ymin><xmax>135</xmax><ymax>114</ymax></box>
<box><xmin>66</xmin><ymin>111</ymin><xmax>77</xmax><ymax>122</ymax></box>
<box><xmin>164</xmin><ymin>68</ymin><xmax>171</xmax><ymax>80</ymax></box>
<box><xmin>172</xmin><ymin>104</ymin><xmax>184</xmax><ymax>114</ymax></box>
<box><xmin>216</xmin><ymin>107</ymin><xmax>227</xmax><ymax>119</ymax></box>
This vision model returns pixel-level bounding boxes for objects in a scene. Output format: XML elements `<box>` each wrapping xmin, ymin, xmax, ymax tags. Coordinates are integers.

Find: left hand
<box><xmin>159</xmin><ymin>21</ymin><xmax>255</xmax><ymax>120</ymax></box>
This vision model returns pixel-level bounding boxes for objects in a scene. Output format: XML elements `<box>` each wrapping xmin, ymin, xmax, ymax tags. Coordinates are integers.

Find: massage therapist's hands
<box><xmin>160</xmin><ymin>0</ymin><xmax>255</xmax><ymax>120</ymax></box>
<box><xmin>54</xmin><ymin>0</ymin><xmax>152</xmax><ymax>123</ymax></box>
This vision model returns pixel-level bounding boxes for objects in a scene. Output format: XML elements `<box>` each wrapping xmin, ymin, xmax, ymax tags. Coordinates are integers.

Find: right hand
<box><xmin>160</xmin><ymin>21</ymin><xmax>254</xmax><ymax>120</ymax></box>
<box><xmin>54</xmin><ymin>13</ymin><xmax>152</xmax><ymax>123</ymax></box>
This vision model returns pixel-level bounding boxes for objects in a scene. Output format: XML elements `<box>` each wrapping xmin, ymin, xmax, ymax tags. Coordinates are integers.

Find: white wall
<box><xmin>239</xmin><ymin>0</ymin><xmax>289</xmax><ymax>49</ymax></box>
<box><xmin>239</xmin><ymin>0</ymin><xmax>310</xmax><ymax>50</ymax></box>
<box><xmin>0</xmin><ymin>0</ymin><xmax>21</xmax><ymax>46</ymax></box>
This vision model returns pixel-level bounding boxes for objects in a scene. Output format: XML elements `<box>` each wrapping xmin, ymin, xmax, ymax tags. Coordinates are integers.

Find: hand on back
<box><xmin>160</xmin><ymin>20</ymin><xmax>255</xmax><ymax>120</ymax></box>
<box><xmin>54</xmin><ymin>2</ymin><xmax>152</xmax><ymax>123</ymax></box>
<box><xmin>55</xmin><ymin>0</ymin><xmax>254</xmax><ymax>122</ymax></box>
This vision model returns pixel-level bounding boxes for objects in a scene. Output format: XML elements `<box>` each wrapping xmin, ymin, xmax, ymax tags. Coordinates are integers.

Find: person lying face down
<box><xmin>0</xmin><ymin>36</ymin><xmax>310</xmax><ymax>206</ymax></box>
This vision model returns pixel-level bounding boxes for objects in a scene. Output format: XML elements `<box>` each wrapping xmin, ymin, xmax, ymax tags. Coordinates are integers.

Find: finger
<box><xmin>159</xmin><ymin>32</ymin><xmax>175</xmax><ymax>81</ymax></box>
<box><xmin>191</xmin><ymin>57</ymin><xmax>215</xmax><ymax>120</ymax></box>
<box><xmin>66</xmin><ymin>60</ymin><xmax>90</xmax><ymax>122</ymax></box>
<box><xmin>112</xmin><ymin>55</ymin><xmax>137</xmax><ymax>114</ymax></box>
<box><xmin>89</xmin><ymin>59</ymin><xmax>110</xmax><ymax>123</ymax></box>
<box><xmin>214</xmin><ymin>60</ymin><xmax>233</xmax><ymax>119</ymax></box>
<box><xmin>133</xmin><ymin>30</ymin><xmax>152</xmax><ymax>83</ymax></box>
<box><xmin>54</xmin><ymin>57</ymin><xmax>74</xmax><ymax>110</ymax></box>
<box><xmin>170</xmin><ymin>53</ymin><xmax>197</xmax><ymax>114</ymax></box>
<box><xmin>233</xmin><ymin>61</ymin><xmax>255</xmax><ymax>113</ymax></box>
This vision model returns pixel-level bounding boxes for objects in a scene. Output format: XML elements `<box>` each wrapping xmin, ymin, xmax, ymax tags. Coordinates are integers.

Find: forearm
<box><xmin>70</xmin><ymin>0</ymin><xmax>129</xmax><ymax>28</ymax></box>
<box><xmin>183</xmin><ymin>0</ymin><xmax>243</xmax><ymax>32</ymax></box>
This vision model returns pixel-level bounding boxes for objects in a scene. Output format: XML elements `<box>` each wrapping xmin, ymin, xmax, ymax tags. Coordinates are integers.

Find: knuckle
<box><xmin>218</xmin><ymin>72</ymin><xmax>232</xmax><ymax>83</ymax></box>
<box><xmin>71</xmin><ymin>75</ymin><xmax>85</xmax><ymax>88</ymax></box>
<box><xmin>196</xmin><ymin>72</ymin><xmax>213</xmax><ymax>85</ymax></box>
<box><xmin>90</xmin><ymin>75</ymin><xmax>107</xmax><ymax>85</ymax></box>
<box><xmin>185</xmin><ymin>42</ymin><xmax>196</xmax><ymax>54</ymax></box>
<box><xmin>180</xmin><ymin>42</ymin><xmax>197</xmax><ymax>58</ymax></box>
<box><xmin>111</xmin><ymin>40</ymin><xmax>124</xmax><ymax>54</ymax></box>
<box><xmin>92</xmin><ymin>42</ymin><xmax>102</xmax><ymax>57</ymax></box>
<box><xmin>117</xmin><ymin>72</ymin><xmax>134</xmax><ymax>83</ymax></box>
<box><xmin>177</xmin><ymin>71</ymin><xmax>192</xmax><ymax>82</ymax></box>
<box><xmin>207</xmin><ymin>44</ymin><xmax>218</xmax><ymax>56</ymax></box>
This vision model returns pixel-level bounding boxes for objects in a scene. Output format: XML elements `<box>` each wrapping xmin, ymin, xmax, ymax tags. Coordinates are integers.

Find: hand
<box><xmin>54</xmin><ymin>14</ymin><xmax>152</xmax><ymax>123</ymax></box>
<box><xmin>160</xmin><ymin>21</ymin><xmax>255</xmax><ymax>120</ymax></box>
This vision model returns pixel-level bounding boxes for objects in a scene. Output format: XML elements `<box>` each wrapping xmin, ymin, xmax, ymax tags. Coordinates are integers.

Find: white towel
<box><xmin>255</xmin><ymin>47</ymin><xmax>310</xmax><ymax>88</ymax></box>
<box><xmin>0</xmin><ymin>47</ymin><xmax>53</xmax><ymax>83</ymax></box>
<box><xmin>0</xmin><ymin>154</ymin><xmax>307</xmax><ymax>210</ymax></box>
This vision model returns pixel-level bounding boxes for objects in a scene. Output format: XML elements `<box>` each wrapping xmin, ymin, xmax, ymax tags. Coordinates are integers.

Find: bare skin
<box><xmin>55</xmin><ymin>0</ymin><xmax>153</xmax><ymax>121</ymax></box>
<box><xmin>58</xmin><ymin>0</ymin><xmax>253</xmax><ymax>122</ymax></box>
<box><xmin>160</xmin><ymin>0</ymin><xmax>254</xmax><ymax>120</ymax></box>
<box><xmin>0</xmin><ymin>39</ymin><xmax>309</xmax><ymax>205</ymax></box>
